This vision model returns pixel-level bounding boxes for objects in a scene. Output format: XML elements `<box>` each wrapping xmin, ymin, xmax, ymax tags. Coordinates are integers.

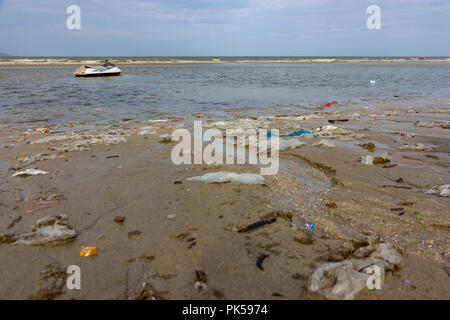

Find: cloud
<box><xmin>0</xmin><ymin>0</ymin><xmax>449</xmax><ymax>56</ymax></box>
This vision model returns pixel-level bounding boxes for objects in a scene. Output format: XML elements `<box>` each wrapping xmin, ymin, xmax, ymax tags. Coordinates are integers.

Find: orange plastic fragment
<box><xmin>80</xmin><ymin>247</ymin><xmax>97</xmax><ymax>257</ymax></box>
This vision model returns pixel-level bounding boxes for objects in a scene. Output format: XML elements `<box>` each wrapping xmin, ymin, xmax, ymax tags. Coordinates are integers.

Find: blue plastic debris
<box><xmin>266</xmin><ymin>130</ymin><xmax>311</xmax><ymax>137</ymax></box>
<box><xmin>304</xmin><ymin>223</ymin><xmax>314</xmax><ymax>230</ymax></box>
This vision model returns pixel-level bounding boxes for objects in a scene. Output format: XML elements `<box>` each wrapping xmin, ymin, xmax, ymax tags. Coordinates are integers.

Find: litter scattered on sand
<box><xmin>0</xmin><ymin>215</ymin><xmax>77</xmax><ymax>246</ymax></box>
<box><xmin>360</xmin><ymin>153</ymin><xmax>390</xmax><ymax>166</ymax></box>
<box><xmin>11</xmin><ymin>169</ymin><xmax>49</xmax><ymax>177</ymax></box>
<box><xmin>187</xmin><ymin>172</ymin><xmax>265</xmax><ymax>185</ymax></box>
<box><xmin>312</xmin><ymin>140</ymin><xmax>336</xmax><ymax>148</ymax></box>
<box><xmin>309</xmin><ymin>241</ymin><xmax>402</xmax><ymax>300</ymax></box>
<box><xmin>53</xmin><ymin>135</ymin><xmax>127</xmax><ymax>152</ymax></box>
<box><xmin>439</xmin><ymin>184</ymin><xmax>450</xmax><ymax>197</ymax></box>
<box><xmin>399</xmin><ymin>143</ymin><xmax>436</xmax><ymax>151</ymax></box>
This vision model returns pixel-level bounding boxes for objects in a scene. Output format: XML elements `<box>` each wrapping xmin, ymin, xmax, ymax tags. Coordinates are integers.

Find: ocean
<box><xmin>0</xmin><ymin>58</ymin><xmax>449</xmax><ymax>126</ymax></box>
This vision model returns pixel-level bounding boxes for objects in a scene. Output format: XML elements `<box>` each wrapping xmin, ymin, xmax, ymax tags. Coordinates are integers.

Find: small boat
<box><xmin>74</xmin><ymin>59</ymin><xmax>121</xmax><ymax>77</ymax></box>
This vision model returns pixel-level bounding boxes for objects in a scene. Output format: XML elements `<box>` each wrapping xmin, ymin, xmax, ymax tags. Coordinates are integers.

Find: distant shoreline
<box><xmin>1</xmin><ymin>56</ymin><xmax>450</xmax><ymax>66</ymax></box>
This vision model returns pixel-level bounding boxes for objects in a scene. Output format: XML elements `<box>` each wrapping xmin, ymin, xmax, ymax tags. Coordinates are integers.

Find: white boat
<box><xmin>74</xmin><ymin>59</ymin><xmax>121</xmax><ymax>77</ymax></box>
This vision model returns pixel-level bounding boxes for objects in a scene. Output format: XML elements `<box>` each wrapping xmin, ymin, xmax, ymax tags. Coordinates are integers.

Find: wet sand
<box><xmin>0</xmin><ymin>104</ymin><xmax>449</xmax><ymax>299</ymax></box>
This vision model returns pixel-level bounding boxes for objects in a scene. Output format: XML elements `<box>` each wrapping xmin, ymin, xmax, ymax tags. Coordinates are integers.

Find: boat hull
<box><xmin>75</xmin><ymin>72</ymin><xmax>121</xmax><ymax>77</ymax></box>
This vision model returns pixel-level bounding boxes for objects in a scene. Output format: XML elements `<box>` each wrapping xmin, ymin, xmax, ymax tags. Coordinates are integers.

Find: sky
<box><xmin>0</xmin><ymin>0</ymin><xmax>449</xmax><ymax>56</ymax></box>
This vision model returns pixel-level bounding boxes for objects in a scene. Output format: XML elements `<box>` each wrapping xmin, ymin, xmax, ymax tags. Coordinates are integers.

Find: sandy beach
<box><xmin>0</xmin><ymin>103</ymin><xmax>448</xmax><ymax>300</ymax></box>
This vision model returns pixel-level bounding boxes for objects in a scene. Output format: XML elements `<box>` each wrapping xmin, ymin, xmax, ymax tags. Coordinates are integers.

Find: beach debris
<box><xmin>413</xmin><ymin>212</ymin><xmax>421</xmax><ymax>222</ymax></box>
<box><xmin>54</xmin><ymin>134</ymin><xmax>126</xmax><ymax>152</ymax></box>
<box><xmin>321</xmin><ymin>102</ymin><xmax>332</xmax><ymax>107</ymax></box>
<box><xmin>194</xmin><ymin>270</ymin><xmax>207</xmax><ymax>291</ymax></box>
<box><xmin>328</xmin><ymin>119</ymin><xmax>349</xmax><ymax>123</ymax></box>
<box><xmin>26</xmin><ymin>194</ymin><xmax>66</xmax><ymax>214</ymax></box>
<box><xmin>440</xmin><ymin>121</ymin><xmax>450</xmax><ymax>129</ymax></box>
<box><xmin>358</xmin><ymin>142</ymin><xmax>376</xmax><ymax>152</ymax></box>
<box><xmin>304</xmin><ymin>223</ymin><xmax>314</xmax><ymax>230</ymax></box>
<box><xmin>309</xmin><ymin>242</ymin><xmax>402</xmax><ymax>300</ymax></box>
<box><xmin>188</xmin><ymin>242</ymin><xmax>197</xmax><ymax>249</ymax></box>
<box><xmin>360</xmin><ymin>153</ymin><xmax>390</xmax><ymax>166</ymax></box>
<box><xmin>106</xmin><ymin>155</ymin><xmax>119</xmax><ymax>159</ymax></box>
<box><xmin>114</xmin><ymin>216</ymin><xmax>126</xmax><ymax>224</ymax></box>
<box><xmin>11</xmin><ymin>169</ymin><xmax>48</xmax><ymax>177</ymax></box>
<box><xmin>237</xmin><ymin>217</ymin><xmax>276</xmax><ymax>233</ymax></box>
<box><xmin>381</xmin><ymin>185</ymin><xmax>412</xmax><ymax>189</ymax></box>
<box><xmin>174</xmin><ymin>180</ymin><xmax>183</xmax><ymax>184</ymax></box>
<box><xmin>135</xmin><ymin>282</ymin><xmax>162</xmax><ymax>300</ymax></box>
<box><xmin>128</xmin><ymin>230</ymin><xmax>142</xmax><ymax>237</ymax></box>
<box><xmin>266</xmin><ymin>130</ymin><xmax>311</xmax><ymax>137</ymax></box>
<box><xmin>312</xmin><ymin>140</ymin><xmax>336</xmax><ymax>148</ymax></box>
<box><xmin>11</xmin><ymin>153</ymin><xmax>64</xmax><ymax>170</ymax></box>
<box><xmin>138</xmin><ymin>126</ymin><xmax>157</xmax><ymax>135</ymax></box>
<box><xmin>158</xmin><ymin>134</ymin><xmax>173</xmax><ymax>143</ymax></box>
<box><xmin>399</xmin><ymin>143</ymin><xmax>435</xmax><ymax>151</ymax></box>
<box><xmin>398</xmin><ymin>212</ymin><xmax>405</xmax><ymax>216</ymax></box>
<box><xmin>383</xmin><ymin>164</ymin><xmax>397</xmax><ymax>169</ymax></box>
<box><xmin>166</xmin><ymin>214</ymin><xmax>177</xmax><ymax>219</ymax></box>
<box><xmin>369</xmin><ymin>80</ymin><xmax>376</xmax><ymax>85</ymax></box>
<box><xmin>439</xmin><ymin>184</ymin><xmax>450</xmax><ymax>197</ymax></box>
<box><xmin>80</xmin><ymin>246</ymin><xmax>97</xmax><ymax>257</ymax></box>
<box><xmin>31</xmin><ymin>263</ymin><xmax>66</xmax><ymax>300</ymax></box>
<box><xmin>256</xmin><ymin>254</ymin><xmax>269</xmax><ymax>270</ymax></box>
<box><xmin>187</xmin><ymin>172</ymin><xmax>265</xmax><ymax>185</ymax></box>
<box><xmin>414</xmin><ymin>121</ymin><xmax>434</xmax><ymax>128</ymax></box>
<box><xmin>0</xmin><ymin>215</ymin><xmax>78</xmax><ymax>246</ymax></box>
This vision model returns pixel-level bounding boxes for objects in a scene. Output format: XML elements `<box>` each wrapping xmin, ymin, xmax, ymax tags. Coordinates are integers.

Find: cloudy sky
<box><xmin>0</xmin><ymin>0</ymin><xmax>449</xmax><ymax>56</ymax></box>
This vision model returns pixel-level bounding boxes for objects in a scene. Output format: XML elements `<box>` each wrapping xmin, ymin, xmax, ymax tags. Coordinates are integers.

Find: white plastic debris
<box><xmin>11</xmin><ymin>169</ymin><xmax>49</xmax><ymax>177</ymax></box>
<box><xmin>399</xmin><ymin>143</ymin><xmax>435</xmax><ymax>151</ymax></box>
<box><xmin>360</xmin><ymin>155</ymin><xmax>374</xmax><ymax>166</ymax></box>
<box><xmin>369</xmin><ymin>80</ymin><xmax>376</xmax><ymax>85</ymax></box>
<box><xmin>313</xmin><ymin>140</ymin><xmax>336</xmax><ymax>148</ymax></box>
<box><xmin>360</xmin><ymin>153</ymin><xmax>390</xmax><ymax>166</ymax></box>
<box><xmin>138</xmin><ymin>126</ymin><xmax>157</xmax><ymax>135</ymax></box>
<box><xmin>439</xmin><ymin>184</ymin><xmax>450</xmax><ymax>197</ymax></box>
<box><xmin>187</xmin><ymin>172</ymin><xmax>265</xmax><ymax>185</ymax></box>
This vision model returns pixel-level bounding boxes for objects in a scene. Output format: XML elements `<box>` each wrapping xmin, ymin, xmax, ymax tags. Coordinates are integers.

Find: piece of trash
<box><xmin>399</xmin><ymin>143</ymin><xmax>435</xmax><ymax>151</ymax></box>
<box><xmin>438</xmin><ymin>184</ymin><xmax>450</xmax><ymax>197</ymax></box>
<box><xmin>11</xmin><ymin>169</ymin><xmax>49</xmax><ymax>177</ymax></box>
<box><xmin>188</xmin><ymin>242</ymin><xmax>197</xmax><ymax>249</ymax></box>
<box><xmin>0</xmin><ymin>215</ymin><xmax>78</xmax><ymax>246</ymax></box>
<box><xmin>256</xmin><ymin>254</ymin><xmax>269</xmax><ymax>270</ymax></box>
<box><xmin>174</xmin><ymin>180</ymin><xmax>183</xmax><ymax>184</ymax></box>
<box><xmin>390</xmin><ymin>208</ymin><xmax>404</xmax><ymax>211</ymax></box>
<box><xmin>80</xmin><ymin>246</ymin><xmax>97</xmax><ymax>257</ymax></box>
<box><xmin>187</xmin><ymin>172</ymin><xmax>265</xmax><ymax>185</ymax></box>
<box><xmin>238</xmin><ymin>217</ymin><xmax>276</xmax><ymax>233</ymax></box>
<box><xmin>360</xmin><ymin>153</ymin><xmax>390</xmax><ymax>165</ymax></box>
<box><xmin>398</xmin><ymin>212</ymin><xmax>405</xmax><ymax>216</ymax></box>
<box><xmin>321</xmin><ymin>102</ymin><xmax>332</xmax><ymax>107</ymax></box>
<box><xmin>328</xmin><ymin>119</ymin><xmax>349</xmax><ymax>123</ymax></box>
<box><xmin>106</xmin><ymin>155</ymin><xmax>119</xmax><ymax>159</ymax></box>
<box><xmin>128</xmin><ymin>230</ymin><xmax>142</xmax><ymax>237</ymax></box>
<box><xmin>266</xmin><ymin>130</ymin><xmax>311</xmax><ymax>137</ymax></box>
<box><xmin>413</xmin><ymin>212</ymin><xmax>421</xmax><ymax>222</ymax></box>
<box><xmin>312</xmin><ymin>140</ymin><xmax>336</xmax><ymax>148</ymax></box>
<box><xmin>383</xmin><ymin>164</ymin><xmax>397</xmax><ymax>169</ymax></box>
<box><xmin>309</xmin><ymin>242</ymin><xmax>401</xmax><ymax>300</ymax></box>
<box><xmin>381</xmin><ymin>185</ymin><xmax>412</xmax><ymax>189</ymax></box>
<box><xmin>158</xmin><ymin>134</ymin><xmax>173</xmax><ymax>143</ymax></box>
<box><xmin>396</xmin><ymin>178</ymin><xmax>404</xmax><ymax>183</ymax></box>
<box><xmin>304</xmin><ymin>223</ymin><xmax>314</xmax><ymax>230</ymax></box>
<box><xmin>369</xmin><ymin>80</ymin><xmax>376</xmax><ymax>85</ymax></box>
<box><xmin>358</xmin><ymin>142</ymin><xmax>375</xmax><ymax>152</ymax></box>
<box><xmin>194</xmin><ymin>270</ymin><xmax>207</xmax><ymax>291</ymax></box>
<box><xmin>114</xmin><ymin>216</ymin><xmax>125</xmax><ymax>224</ymax></box>
<box><xmin>166</xmin><ymin>214</ymin><xmax>176</xmax><ymax>219</ymax></box>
